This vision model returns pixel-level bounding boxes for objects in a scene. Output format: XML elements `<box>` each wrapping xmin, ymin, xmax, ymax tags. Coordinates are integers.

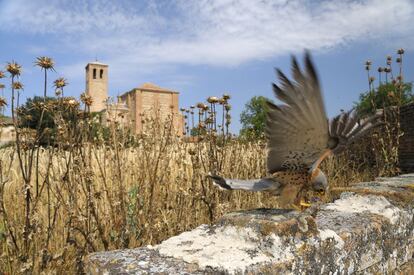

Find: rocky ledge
<box><xmin>86</xmin><ymin>174</ymin><xmax>414</xmax><ymax>274</ymax></box>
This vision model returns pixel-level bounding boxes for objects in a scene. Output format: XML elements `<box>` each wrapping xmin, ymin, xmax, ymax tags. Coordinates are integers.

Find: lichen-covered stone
<box><xmin>85</xmin><ymin>174</ymin><xmax>414</xmax><ymax>274</ymax></box>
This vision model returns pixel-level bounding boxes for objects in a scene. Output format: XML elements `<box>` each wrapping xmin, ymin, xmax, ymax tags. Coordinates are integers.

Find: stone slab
<box><xmin>85</xmin><ymin>174</ymin><xmax>414</xmax><ymax>274</ymax></box>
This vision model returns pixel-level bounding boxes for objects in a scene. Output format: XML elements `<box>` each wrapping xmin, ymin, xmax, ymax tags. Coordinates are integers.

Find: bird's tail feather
<box><xmin>207</xmin><ymin>173</ymin><xmax>280</xmax><ymax>192</ymax></box>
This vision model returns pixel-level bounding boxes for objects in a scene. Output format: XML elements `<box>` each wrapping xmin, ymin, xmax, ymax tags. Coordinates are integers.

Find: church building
<box><xmin>85</xmin><ymin>61</ymin><xmax>184</xmax><ymax>136</ymax></box>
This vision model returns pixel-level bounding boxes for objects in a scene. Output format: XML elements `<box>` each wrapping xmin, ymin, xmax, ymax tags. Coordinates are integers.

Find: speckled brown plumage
<box><xmin>270</xmin><ymin>169</ymin><xmax>323</xmax><ymax>208</ymax></box>
<box><xmin>209</xmin><ymin>52</ymin><xmax>381</xmax><ymax>210</ymax></box>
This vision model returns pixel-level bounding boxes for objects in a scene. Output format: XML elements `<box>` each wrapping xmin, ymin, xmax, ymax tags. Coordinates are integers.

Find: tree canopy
<box><xmin>239</xmin><ymin>95</ymin><xmax>273</xmax><ymax>140</ymax></box>
<box><xmin>18</xmin><ymin>96</ymin><xmax>80</xmax><ymax>144</ymax></box>
<box><xmin>18</xmin><ymin>96</ymin><xmax>56</xmax><ymax>130</ymax></box>
<box><xmin>355</xmin><ymin>82</ymin><xmax>413</xmax><ymax>116</ymax></box>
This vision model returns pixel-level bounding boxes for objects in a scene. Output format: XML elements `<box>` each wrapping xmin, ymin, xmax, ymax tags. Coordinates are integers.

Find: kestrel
<box><xmin>209</xmin><ymin>52</ymin><xmax>380</xmax><ymax>209</ymax></box>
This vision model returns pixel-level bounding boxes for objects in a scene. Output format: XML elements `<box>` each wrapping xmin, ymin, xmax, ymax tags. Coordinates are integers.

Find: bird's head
<box><xmin>310</xmin><ymin>168</ymin><xmax>328</xmax><ymax>194</ymax></box>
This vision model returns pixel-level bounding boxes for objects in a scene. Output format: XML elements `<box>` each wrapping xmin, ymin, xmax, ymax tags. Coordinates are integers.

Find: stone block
<box><xmin>85</xmin><ymin>174</ymin><xmax>414</xmax><ymax>274</ymax></box>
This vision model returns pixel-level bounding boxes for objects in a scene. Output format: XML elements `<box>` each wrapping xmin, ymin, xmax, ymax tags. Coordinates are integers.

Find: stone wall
<box><xmin>85</xmin><ymin>174</ymin><xmax>414</xmax><ymax>274</ymax></box>
<box><xmin>0</xmin><ymin>125</ymin><xmax>15</xmax><ymax>146</ymax></box>
<box><xmin>399</xmin><ymin>103</ymin><xmax>414</xmax><ymax>172</ymax></box>
<box><xmin>120</xmin><ymin>83</ymin><xmax>183</xmax><ymax>136</ymax></box>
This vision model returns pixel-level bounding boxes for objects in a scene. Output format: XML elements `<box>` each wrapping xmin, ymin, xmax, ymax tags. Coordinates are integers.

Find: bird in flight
<box><xmin>209</xmin><ymin>52</ymin><xmax>380</xmax><ymax>210</ymax></box>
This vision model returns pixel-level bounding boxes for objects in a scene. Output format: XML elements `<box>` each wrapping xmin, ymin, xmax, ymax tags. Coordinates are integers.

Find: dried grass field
<box><xmin>0</xmin><ymin>54</ymin><xmax>404</xmax><ymax>273</ymax></box>
<box><xmin>0</xmin><ymin>121</ymin><xmax>399</xmax><ymax>273</ymax></box>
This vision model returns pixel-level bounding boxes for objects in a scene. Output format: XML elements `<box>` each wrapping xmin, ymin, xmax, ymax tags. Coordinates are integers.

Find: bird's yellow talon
<box><xmin>299</xmin><ymin>199</ymin><xmax>311</xmax><ymax>208</ymax></box>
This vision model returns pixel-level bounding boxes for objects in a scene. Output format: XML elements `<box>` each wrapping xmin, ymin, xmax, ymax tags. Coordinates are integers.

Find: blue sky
<box><xmin>0</xmin><ymin>0</ymin><xmax>414</xmax><ymax>133</ymax></box>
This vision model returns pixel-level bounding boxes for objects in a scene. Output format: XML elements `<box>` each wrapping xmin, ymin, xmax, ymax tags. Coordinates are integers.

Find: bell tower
<box><xmin>85</xmin><ymin>61</ymin><xmax>108</xmax><ymax>112</ymax></box>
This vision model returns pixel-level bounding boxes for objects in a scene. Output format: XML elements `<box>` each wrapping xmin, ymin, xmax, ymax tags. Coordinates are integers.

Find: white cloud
<box><xmin>0</xmin><ymin>0</ymin><xmax>156</xmax><ymax>34</ymax></box>
<box><xmin>1</xmin><ymin>0</ymin><xmax>413</xmax><ymax>80</ymax></box>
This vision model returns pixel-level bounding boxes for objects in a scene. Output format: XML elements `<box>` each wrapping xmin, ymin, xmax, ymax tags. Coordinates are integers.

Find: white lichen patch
<box><xmin>357</xmin><ymin>244</ymin><xmax>383</xmax><ymax>271</ymax></box>
<box><xmin>319</xmin><ymin>229</ymin><xmax>344</xmax><ymax>249</ymax></box>
<box><xmin>156</xmin><ymin>224</ymin><xmax>293</xmax><ymax>273</ymax></box>
<box><xmin>325</xmin><ymin>194</ymin><xmax>401</xmax><ymax>224</ymax></box>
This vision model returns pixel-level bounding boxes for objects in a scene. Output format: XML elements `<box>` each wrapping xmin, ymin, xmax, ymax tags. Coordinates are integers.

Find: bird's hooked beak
<box><xmin>310</xmin><ymin>169</ymin><xmax>328</xmax><ymax>195</ymax></box>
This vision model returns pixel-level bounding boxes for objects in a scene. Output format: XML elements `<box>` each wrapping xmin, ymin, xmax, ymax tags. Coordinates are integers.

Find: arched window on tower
<box><xmin>100</xmin><ymin>69</ymin><xmax>104</xmax><ymax>79</ymax></box>
<box><xmin>93</xmin><ymin>68</ymin><xmax>97</xmax><ymax>79</ymax></box>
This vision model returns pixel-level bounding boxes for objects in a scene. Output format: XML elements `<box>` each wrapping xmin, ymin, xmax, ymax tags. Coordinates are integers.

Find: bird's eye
<box><xmin>327</xmin><ymin>137</ymin><xmax>339</xmax><ymax>149</ymax></box>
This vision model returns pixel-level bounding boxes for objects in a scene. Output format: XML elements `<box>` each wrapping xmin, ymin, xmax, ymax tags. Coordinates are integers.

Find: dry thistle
<box><xmin>53</xmin><ymin>77</ymin><xmax>68</xmax><ymax>89</ymax></box>
<box><xmin>6</xmin><ymin>61</ymin><xmax>22</xmax><ymax>77</ymax></box>
<box><xmin>0</xmin><ymin>96</ymin><xmax>7</xmax><ymax>107</ymax></box>
<box><xmin>0</xmin><ymin>71</ymin><xmax>5</xmax><ymax>79</ymax></box>
<box><xmin>207</xmin><ymin>96</ymin><xmax>219</xmax><ymax>103</ymax></box>
<box><xmin>66</xmin><ymin>98</ymin><xmax>79</xmax><ymax>108</ymax></box>
<box><xmin>196</xmin><ymin>103</ymin><xmax>205</xmax><ymax>109</ymax></box>
<box><xmin>222</xmin><ymin>93</ymin><xmax>230</xmax><ymax>100</ymax></box>
<box><xmin>33</xmin><ymin>101</ymin><xmax>45</xmax><ymax>111</ymax></box>
<box><xmin>80</xmin><ymin>93</ymin><xmax>93</xmax><ymax>106</ymax></box>
<box><xmin>16</xmin><ymin>107</ymin><xmax>25</xmax><ymax>116</ymax></box>
<box><xmin>12</xmin><ymin>81</ymin><xmax>24</xmax><ymax>90</ymax></box>
<box><xmin>369</xmin><ymin>76</ymin><xmax>375</xmax><ymax>84</ymax></box>
<box><xmin>397</xmin><ymin>48</ymin><xmax>405</xmax><ymax>55</ymax></box>
<box><xmin>35</xmin><ymin>56</ymin><xmax>55</xmax><ymax>71</ymax></box>
<box><xmin>0</xmin><ymin>84</ymin><xmax>5</xmax><ymax>89</ymax></box>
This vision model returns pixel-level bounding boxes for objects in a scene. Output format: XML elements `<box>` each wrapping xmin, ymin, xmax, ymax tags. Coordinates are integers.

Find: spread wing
<box><xmin>266</xmin><ymin>52</ymin><xmax>382</xmax><ymax>174</ymax></box>
<box><xmin>266</xmin><ymin>52</ymin><xmax>329</xmax><ymax>173</ymax></box>
<box><xmin>328</xmin><ymin>109</ymin><xmax>382</xmax><ymax>155</ymax></box>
